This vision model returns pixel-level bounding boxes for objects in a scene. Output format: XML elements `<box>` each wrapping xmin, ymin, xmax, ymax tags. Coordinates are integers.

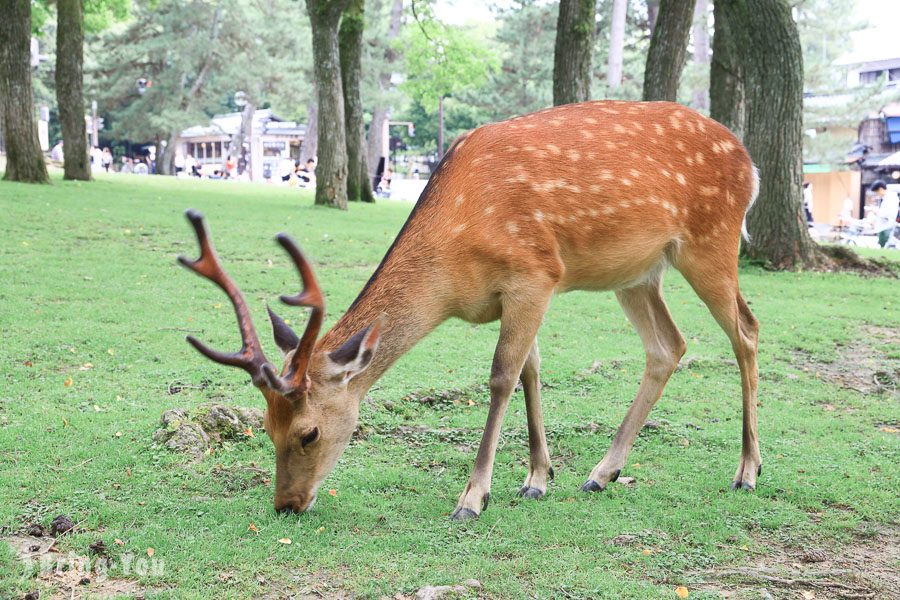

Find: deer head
<box><xmin>177</xmin><ymin>210</ymin><xmax>383</xmax><ymax>513</ymax></box>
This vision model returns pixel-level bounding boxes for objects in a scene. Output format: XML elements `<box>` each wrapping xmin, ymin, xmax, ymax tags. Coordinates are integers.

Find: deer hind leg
<box><xmin>451</xmin><ymin>289</ymin><xmax>553</xmax><ymax>520</ymax></box>
<box><xmin>517</xmin><ymin>340</ymin><xmax>554</xmax><ymax>500</ymax></box>
<box><xmin>583</xmin><ymin>278</ymin><xmax>686</xmax><ymax>492</ymax></box>
<box><xmin>676</xmin><ymin>249</ymin><xmax>761</xmax><ymax>490</ymax></box>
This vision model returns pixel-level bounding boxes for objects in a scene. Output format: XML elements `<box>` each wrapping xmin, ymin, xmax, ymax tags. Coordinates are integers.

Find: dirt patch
<box><xmin>6</xmin><ymin>534</ymin><xmax>152</xmax><ymax>600</ymax></box>
<box><xmin>152</xmin><ymin>403</ymin><xmax>264</xmax><ymax>461</ymax></box>
<box><xmin>793</xmin><ymin>325</ymin><xmax>899</xmax><ymax>396</ymax></box>
<box><xmin>818</xmin><ymin>245</ymin><xmax>900</xmax><ymax>278</ymax></box>
<box><xmin>693</xmin><ymin>523</ymin><xmax>900</xmax><ymax>599</ymax></box>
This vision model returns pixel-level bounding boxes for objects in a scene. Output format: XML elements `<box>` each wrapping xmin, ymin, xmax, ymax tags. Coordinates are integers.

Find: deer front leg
<box><xmin>582</xmin><ymin>281</ymin><xmax>685</xmax><ymax>492</ymax></box>
<box><xmin>450</xmin><ymin>294</ymin><xmax>551</xmax><ymax>520</ymax></box>
<box><xmin>518</xmin><ymin>340</ymin><xmax>553</xmax><ymax>499</ymax></box>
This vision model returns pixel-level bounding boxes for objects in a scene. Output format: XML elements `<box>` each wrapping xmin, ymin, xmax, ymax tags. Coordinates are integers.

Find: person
<box><xmin>101</xmin><ymin>147</ymin><xmax>113</xmax><ymax>173</ymax></box>
<box><xmin>174</xmin><ymin>151</ymin><xmax>185</xmax><ymax>176</ymax></box>
<box><xmin>225</xmin><ymin>155</ymin><xmax>235</xmax><ymax>179</ymax></box>
<box><xmin>50</xmin><ymin>140</ymin><xmax>64</xmax><ymax>162</ymax></box>
<box><xmin>870</xmin><ymin>180</ymin><xmax>900</xmax><ymax>248</ymax></box>
<box><xmin>297</xmin><ymin>158</ymin><xmax>316</xmax><ymax>186</ymax></box>
<box><xmin>186</xmin><ymin>154</ymin><xmax>200</xmax><ymax>177</ymax></box>
<box><xmin>377</xmin><ymin>166</ymin><xmax>392</xmax><ymax>197</ymax></box>
<box><xmin>802</xmin><ymin>181</ymin><xmax>814</xmax><ymax>224</ymax></box>
<box><xmin>90</xmin><ymin>146</ymin><xmax>103</xmax><ymax>170</ymax></box>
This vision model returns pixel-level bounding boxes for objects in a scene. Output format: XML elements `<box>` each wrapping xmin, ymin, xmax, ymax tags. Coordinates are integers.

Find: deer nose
<box><xmin>274</xmin><ymin>494</ymin><xmax>316</xmax><ymax>514</ymax></box>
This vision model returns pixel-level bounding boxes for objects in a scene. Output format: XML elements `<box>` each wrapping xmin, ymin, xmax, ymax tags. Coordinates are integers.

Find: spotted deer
<box><xmin>179</xmin><ymin>100</ymin><xmax>760</xmax><ymax>520</ymax></box>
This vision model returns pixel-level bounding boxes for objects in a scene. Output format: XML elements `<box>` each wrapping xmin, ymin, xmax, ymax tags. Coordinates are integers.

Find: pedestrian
<box><xmin>101</xmin><ymin>147</ymin><xmax>113</xmax><ymax>173</ymax></box>
<box><xmin>870</xmin><ymin>180</ymin><xmax>900</xmax><ymax>248</ymax></box>
<box><xmin>802</xmin><ymin>182</ymin><xmax>814</xmax><ymax>224</ymax></box>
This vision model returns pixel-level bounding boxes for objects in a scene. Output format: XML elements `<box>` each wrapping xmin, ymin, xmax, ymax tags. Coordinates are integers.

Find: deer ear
<box><xmin>267</xmin><ymin>305</ymin><xmax>300</xmax><ymax>356</ymax></box>
<box><xmin>326</xmin><ymin>314</ymin><xmax>386</xmax><ymax>382</ymax></box>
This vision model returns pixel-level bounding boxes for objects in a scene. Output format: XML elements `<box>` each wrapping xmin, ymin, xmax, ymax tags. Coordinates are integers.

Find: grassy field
<box><xmin>0</xmin><ymin>175</ymin><xmax>898</xmax><ymax>599</ymax></box>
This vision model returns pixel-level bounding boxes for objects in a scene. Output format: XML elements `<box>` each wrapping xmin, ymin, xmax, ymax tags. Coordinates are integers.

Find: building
<box><xmin>176</xmin><ymin>109</ymin><xmax>306</xmax><ymax>181</ymax></box>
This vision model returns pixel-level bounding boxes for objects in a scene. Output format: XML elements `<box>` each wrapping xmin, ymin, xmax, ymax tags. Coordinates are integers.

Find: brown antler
<box><xmin>260</xmin><ymin>234</ymin><xmax>326</xmax><ymax>396</ymax></box>
<box><xmin>177</xmin><ymin>209</ymin><xmax>272</xmax><ymax>386</ymax></box>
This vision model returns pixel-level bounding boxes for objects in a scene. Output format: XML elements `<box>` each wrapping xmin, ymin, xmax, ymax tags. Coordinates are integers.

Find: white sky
<box><xmin>855</xmin><ymin>0</ymin><xmax>900</xmax><ymax>25</ymax></box>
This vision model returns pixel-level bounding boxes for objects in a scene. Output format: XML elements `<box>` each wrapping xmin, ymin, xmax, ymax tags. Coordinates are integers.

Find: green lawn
<box><xmin>1</xmin><ymin>175</ymin><xmax>898</xmax><ymax>599</ymax></box>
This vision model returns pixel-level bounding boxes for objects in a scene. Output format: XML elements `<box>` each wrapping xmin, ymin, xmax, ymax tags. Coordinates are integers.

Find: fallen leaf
<box><xmin>467</xmin><ymin>399</ymin><xmax>475</xmax><ymax>406</ymax></box>
<box><xmin>114</xmin><ymin>539</ymin><xmax>124</xmax><ymax>546</ymax></box>
<box><xmin>328</xmin><ymin>489</ymin><xmax>337</xmax><ymax>497</ymax></box>
<box><xmin>80</xmin><ymin>363</ymin><xmax>93</xmax><ymax>371</ymax></box>
<box><xmin>316</xmin><ymin>526</ymin><xmax>325</xmax><ymax>534</ymax></box>
<box><xmin>278</xmin><ymin>538</ymin><xmax>291</xmax><ymax>545</ymax></box>
<box><xmin>248</xmin><ymin>522</ymin><xmax>258</xmax><ymax>533</ymax></box>
<box><xmin>107</xmin><ymin>348</ymin><xmax>115</xmax><ymax>356</ymax></box>
<box><xmin>23</xmin><ymin>360</ymin><xmax>33</xmax><ymax>367</ymax></box>
<box><xmin>642</xmin><ymin>548</ymin><xmax>652</xmax><ymax>555</ymax></box>
<box><xmin>801</xmin><ymin>591</ymin><xmax>816</xmax><ymax>600</ymax></box>
<box><xmin>822</xmin><ymin>404</ymin><xmax>835</xmax><ymax>412</ymax></box>
<box><xmin>879</xmin><ymin>426</ymin><xmax>899</xmax><ymax>433</ymax></box>
<box><xmin>675</xmin><ymin>586</ymin><xmax>689</xmax><ymax>598</ymax></box>
<box><xmin>62</xmin><ymin>417</ymin><xmax>69</xmax><ymax>428</ymax></box>
<box><xmin>243</xmin><ymin>427</ymin><xmax>254</xmax><ymax>437</ymax></box>
<box><xmin>146</xmin><ymin>547</ymin><xmax>154</xmax><ymax>557</ymax></box>
<box><xmin>64</xmin><ymin>378</ymin><xmax>74</xmax><ymax>387</ymax></box>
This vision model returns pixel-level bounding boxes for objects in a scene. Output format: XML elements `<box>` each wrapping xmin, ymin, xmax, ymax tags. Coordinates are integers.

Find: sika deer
<box><xmin>179</xmin><ymin>100</ymin><xmax>760</xmax><ymax>520</ymax></box>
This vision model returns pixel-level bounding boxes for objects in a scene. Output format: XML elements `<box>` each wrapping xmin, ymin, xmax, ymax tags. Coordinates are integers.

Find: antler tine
<box><xmin>275</xmin><ymin>233</ymin><xmax>325</xmax><ymax>391</ymax></box>
<box><xmin>177</xmin><ymin>209</ymin><xmax>270</xmax><ymax>383</ymax></box>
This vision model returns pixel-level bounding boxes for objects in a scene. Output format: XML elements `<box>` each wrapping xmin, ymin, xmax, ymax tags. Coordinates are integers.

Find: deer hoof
<box><xmin>730</xmin><ymin>480</ymin><xmax>756</xmax><ymax>492</ymax></box>
<box><xmin>580</xmin><ymin>479</ymin><xmax>604</xmax><ymax>493</ymax></box>
<box><xmin>450</xmin><ymin>507</ymin><xmax>479</xmax><ymax>521</ymax></box>
<box><xmin>517</xmin><ymin>486</ymin><xmax>544</xmax><ymax>499</ymax></box>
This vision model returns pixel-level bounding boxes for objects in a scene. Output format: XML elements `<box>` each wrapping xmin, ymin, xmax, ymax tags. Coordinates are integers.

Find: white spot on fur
<box><xmin>675</xmin><ymin>173</ymin><xmax>686</xmax><ymax>185</ymax></box>
<box><xmin>455</xmin><ymin>194</ymin><xmax>465</xmax><ymax>207</ymax></box>
<box><xmin>506</xmin><ymin>222</ymin><xmax>518</xmax><ymax>234</ymax></box>
<box><xmin>534</xmin><ymin>210</ymin><xmax>544</xmax><ymax>221</ymax></box>
<box><xmin>567</xmin><ymin>149</ymin><xmax>581</xmax><ymax>161</ymax></box>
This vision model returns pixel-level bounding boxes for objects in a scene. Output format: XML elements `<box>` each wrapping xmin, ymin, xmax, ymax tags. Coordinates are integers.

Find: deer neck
<box><xmin>317</xmin><ymin>250</ymin><xmax>446</xmax><ymax>399</ymax></box>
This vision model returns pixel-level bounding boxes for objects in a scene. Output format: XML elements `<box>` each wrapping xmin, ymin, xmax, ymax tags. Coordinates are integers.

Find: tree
<box><xmin>56</xmin><ymin>0</ymin><xmax>90</xmax><ymax>181</ymax></box>
<box><xmin>642</xmin><ymin>0</ymin><xmax>694</xmax><ymax>102</ymax></box>
<box><xmin>606</xmin><ymin>0</ymin><xmax>627</xmax><ymax>92</ymax></box>
<box><xmin>713</xmin><ymin>0</ymin><xmax>821</xmax><ymax>268</ymax></box>
<box><xmin>690</xmin><ymin>0</ymin><xmax>710</xmax><ymax>109</ymax></box>
<box><xmin>307</xmin><ymin>0</ymin><xmax>351</xmax><ymax>209</ymax></box>
<box><xmin>339</xmin><ymin>0</ymin><xmax>374</xmax><ymax>202</ymax></box>
<box><xmin>553</xmin><ymin>0</ymin><xmax>596</xmax><ymax>105</ymax></box>
<box><xmin>709</xmin><ymin>0</ymin><xmax>744</xmax><ymax>139</ymax></box>
<box><xmin>401</xmin><ymin>12</ymin><xmax>497</xmax><ymax>155</ymax></box>
<box><xmin>0</xmin><ymin>0</ymin><xmax>50</xmax><ymax>184</ymax></box>
<box><xmin>364</xmin><ymin>0</ymin><xmax>403</xmax><ymax>182</ymax></box>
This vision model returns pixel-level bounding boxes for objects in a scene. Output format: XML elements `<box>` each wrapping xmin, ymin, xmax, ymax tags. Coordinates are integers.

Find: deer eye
<box><xmin>300</xmin><ymin>427</ymin><xmax>320</xmax><ymax>448</ymax></box>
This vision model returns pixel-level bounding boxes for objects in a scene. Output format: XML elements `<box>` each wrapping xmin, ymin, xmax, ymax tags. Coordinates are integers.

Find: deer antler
<box><xmin>177</xmin><ymin>209</ymin><xmax>272</xmax><ymax>386</ymax></box>
<box><xmin>260</xmin><ymin>234</ymin><xmax>326</xmax><ymax>396</ymax></box>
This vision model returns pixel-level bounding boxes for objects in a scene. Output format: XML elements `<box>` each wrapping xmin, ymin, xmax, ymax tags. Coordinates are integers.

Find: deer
<box><xmin>178</xmin><ymin>100</ymin><xmax>760</xmax><ymax>520</ymax></box>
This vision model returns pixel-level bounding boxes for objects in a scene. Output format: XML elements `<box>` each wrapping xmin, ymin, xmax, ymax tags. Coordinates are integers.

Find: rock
<box><xmin>161</xmin><ymin>423</ymin><xmax>209</xmax><ymax>460</ymax></box>
<box><xmin>50</xmin><ymin>515</ymin><xmax>74</xmax><ymax>536</ymax></box>
<box><xmin>200</xmin><ymin>405</ymin><xmax>244</xmax><ymax>439</ymax></box>
<box><xmin>234</xmin><ymin>406</ymin><xmax>264</xmax><ymax>430</ymax></box>
<box><xmin>89</xmin><ymin>540</ymin><xmax>108</xmax><ymax>557</ymax></box>
<box><xmin>159</xmin><ymin>408</ymin><xmax>188</xmax><ymax>428</ymax></box>
<box><xmin>26</xmin><ymin>523</ymin><xmax>45</xmax><ymax>537</ymax></box>
<box><xmin>23</xmin><ymin>592</ymin><xmax>39</xmax><ymax>600</ymax></box>
<box><xmin>462</xmin><ymin>579</ymin><xmax>481</xmax><ymax>589</ymax></box>
<box><xmin>642</xmin><ymin>420</ymin><xmax>661</xmax><ymax>430</ymax></box>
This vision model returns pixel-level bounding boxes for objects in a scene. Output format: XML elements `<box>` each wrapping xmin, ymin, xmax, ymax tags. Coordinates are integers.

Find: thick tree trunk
<box><xmin>299</xmin><ymin>100</ymin><xmax>318</xmax><ymax>165</ymax></box>
<box><xmin>0</xmin><ymin>0</ymin><xmax>50</xmax><ymax>184</ymax></box>
<box><xmin>606</xmin><ymin>0</ymin><xmax>627</xmax><ymax>92</ymax></box>
<box><xmin>710</xmin><ymin>1</ymin><xmax>745</xmax><ymax>140</ymax></box>
<box><xmin>366</xmin><ymin>0</ymin><xmax>403</xmax><ymax>181</ymax></box>
<box><xmin>642</xmin><ymin>0</ymin><xmax>694</xmax><ymax>102</ymax></box>
<box><xmin>691</xmin><ymin>0</ymin><xmax>710</xmax><ymax>110</ymax></box>
<box><xmin>159</xmin><ymin>130</ymin><xmax>178</xmax><ymax>175</ymax></box>
<box><xmin>339</xmin><ymin>0</ymin><xmax>374</xmax><ymax>202</ymax></box>
<box><xmin>307</xmin><ymin>0</ymin><xmax>351</xmax><ymax>209</ymax></box>
<box><xmin>553</xmin><ymin>0</ymin><xmax>596</xmax><ymax>105</ymax></box>
<box><xmin>56</xmin><ymin>0</ymin><xmax>90</xmax><ymax>180</ymax></box>
<box><xmin>724</xmin><ymin>0</ymin><xmax>821</xmax><ymax>268</ymax></box>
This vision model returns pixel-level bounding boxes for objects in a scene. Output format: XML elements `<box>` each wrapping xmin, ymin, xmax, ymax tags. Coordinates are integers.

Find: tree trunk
<box><xmin>553</xmin><ymin>0</ymin><xmax>596</xmax><ymax>105</ymax></box>
<box><xmin>159</xmin><ymin>130</ymin><xmax>178</xmax><ymax>175</ymax></box>
<box><xmin>726</xmin><ymin>0</ymin><xmax>821</xmax><ymax>268</ymax></box>
<box><xmin>238</xmin><ymin>101</ymin><xmax>254</xmax><ymax>179</ymax></box>
<box><xmin>307</xmin><ymin>0</ymin><xmax>350</xmax><ymax>210</ymax></box>
<box><xmin>56</xmin><ymin>0</ymin><xmax>90</xmax><ymax>180</ymax></box>
<box><xmin>606</xmin><ymin>0</ymin><xmax>627</xmax><ymax>92</ymax></box>
<box><xmin>367</xmin><ymin>0</ymin><xmax>403</xmax><ymax>180</ymax></box>
<box><xmin>642</xmin><ymin>0</ymin><xmax>694</xmax><ymax>102</ymax></box>
<box><xmin>647</xmin><ymin>0</ymin><xmax>660</xmax><ymax>33</ymax></box>
<box><xmin>691</xmin><ymin>0</ymin><xmax>710</xmax><ymax>110</ymax></box>
<box><xmin>0</xmin><ymin>0</ymin><xmax>50</xmax><ymax>184</ymax></box>
<box><xmin>299</xmin><ymin>100</ymin><xmax>318</xmax><ymax>165</ymax></box>
<box><xmin>339</xmin><ymin>0</ymin><xmax>373</xmax><ymax>202</ymax></box>
<box><xmin>710</xmin><ymin>0</ymin><xmax>745</xmax><ymax>140</ymax></box>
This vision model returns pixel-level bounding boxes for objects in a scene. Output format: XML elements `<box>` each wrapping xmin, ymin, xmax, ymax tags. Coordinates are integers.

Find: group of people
<box><xmin>48</xmin><ymin>141</ymin><xmax>113</xmax><ymax>173</ymax></box>
<box><xmin>280</xmin><ymin>158</ymin><xmax>317</xmax><ymax>187</ymax></box>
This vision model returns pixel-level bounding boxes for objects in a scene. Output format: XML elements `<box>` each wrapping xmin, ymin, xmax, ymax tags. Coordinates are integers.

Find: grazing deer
<box><xmin>179</xmin><ymin>100</ymin><xmax>760</xmax><ymax>520</ymax></box>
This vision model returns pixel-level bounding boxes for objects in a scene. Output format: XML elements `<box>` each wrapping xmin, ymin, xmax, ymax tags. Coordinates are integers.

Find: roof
<box><xmin>878</xmin><ymin>150</ymin><xmax>900</xmax><ymax>166</ymax></box>
<box><xmin>180</xmin><ymin>109</ymin><xmax>306</xmax><ymax>139</ymax></box>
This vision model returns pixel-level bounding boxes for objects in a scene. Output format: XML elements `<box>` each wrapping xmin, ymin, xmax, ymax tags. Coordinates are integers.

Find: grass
<box><xmin>0</xmin><ymin>174</ymin><xmax>898</xmax><ymax>599</ymax></box>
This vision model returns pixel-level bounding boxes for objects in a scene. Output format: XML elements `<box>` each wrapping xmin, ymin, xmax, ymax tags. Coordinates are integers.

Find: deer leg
<box><xmin>451</xmin><ymin>293</ymin><xmax>551</xmax><ymax>520</ymax></box>
<box><xmin>517</xmin><ymin>340</ymin><xmax>553</xmax><ymax>500</ymax></box>
<box><xmin>582</xmin><ymin>279</ymin><xmax>686</xmax><ymax>492</ymax></box>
